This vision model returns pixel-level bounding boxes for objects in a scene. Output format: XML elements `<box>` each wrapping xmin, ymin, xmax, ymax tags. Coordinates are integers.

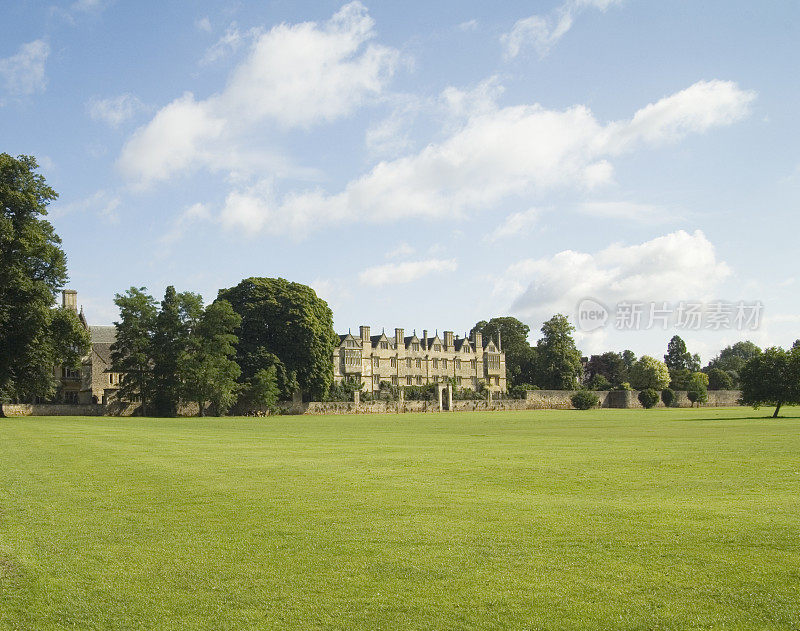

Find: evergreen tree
<box><xmin>151</xmin><ymin>286</ymin><xmax>203</xmax><ymax>417</ymax></box>
<box><xmin>0</xmin><ymin>154</ymin><xmax>90</xmax><ymax>411</ymax></box>
<box><xmin>180</xmin><ymin>299</ymin><xmax>241</xmax><ymax>416</ymax></box>
<box><xmin>110</xmin><ymin>288</ymin><xmax>157</xmax><ymax>416</ymax></box>
<box><xmin>664</xmin><ymin>335</ymin><xmax>700</xmax><ymax>372</ymax></box>
<box><xmin>535</xmin><ymin>314</ymin><xmax>583</xmax><ymax>390</ymax></box>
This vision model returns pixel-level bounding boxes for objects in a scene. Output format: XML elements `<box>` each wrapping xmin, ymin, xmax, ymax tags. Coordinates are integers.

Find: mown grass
<box><xmin>1</xmin><ymin>407</ymin><xmax>798</xmax><ymax>630</ymax></box>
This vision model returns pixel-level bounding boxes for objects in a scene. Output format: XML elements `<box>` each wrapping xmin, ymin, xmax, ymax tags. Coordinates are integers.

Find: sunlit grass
<box><xmin>1</xmin><ymin>407</ymin><xmax>798</xmax><ymax>630</ymax></box>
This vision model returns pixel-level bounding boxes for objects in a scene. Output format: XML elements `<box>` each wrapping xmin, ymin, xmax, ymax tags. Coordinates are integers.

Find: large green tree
<box><xmin>470</xmin><ymin>316</ymin><xmax>537</xmax><ymax>386</ymax></box>
<box><xmin>706</xmin><ymin>341</ymin><xmax>761</xmax><ymax>387</ymax></box>
<box><xmin>585</xmin><ymin>352</ymin><xmax>627</xmax><ymax>389</ymax></box>
<box><xmin>110</xmin><ymin>287</ymin><xmax>158</xmax><ymax>416</ymax></box>
<box><xmin>180</xmin><ymin>299</ymin><xmax>241</xmax><ymax>416</ymax></box>
<box><xmin>535</xmin><ymin>314</ymin><xmax>583</xmax><ymax>390</ymax></box>
<box><xmin>739</xmin><ymin>346</ymin><xmax>800</xmax><ymax>418</ymax></box>
<box><xmin>218</xmin><ymin>278</ymin><xmax>337</xmax><ymax>401</ymax></box>
<box><xmin>664</xmin><ymin>335</ymin><xmax>700</xmax><ymax>372</ymax></box>
<box><xmin>0</xmin><ymin>153</ymin><xmax>90</xmax><ymax>412</ymax></box>
<box><xmin>629</xmin><ymin>356</ymin><xmax>671</xmax><ymax>391</ymax></box>
<box><xmin>151</xmin><ymin>286</ymin><xmax>203</xmax><ymax>417</ymax></box>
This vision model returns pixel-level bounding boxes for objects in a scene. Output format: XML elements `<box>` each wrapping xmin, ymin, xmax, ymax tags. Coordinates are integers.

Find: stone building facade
<box><xmin>333</xmin><ymin>326</ymin><xmax>506</xmax><ymax>395</ymax></box>
<box><xmin>55</xmin><ymin>290</ymin><xmax>121</xmax><ymax>405</ymax></box>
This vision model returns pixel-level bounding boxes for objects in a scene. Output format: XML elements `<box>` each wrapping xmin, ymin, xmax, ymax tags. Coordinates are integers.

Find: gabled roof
<box><xmin>455</xmin><ymin>338</ymin><xmax>471</xmax><ymax>352</ymax></box>
<box><xmin>484</xmin><ymin>339</ymin><xmax>499</xmax><ymax>352</ymax></box>
<box><xmin>90</xmin><ymin>326</ymin><xmax>116</xmax><ymax>345</ymax></box>
<box><xmin>370</xmin><ymin>332</ymin><xmax>391</xmax><ymax>348</ymax></box>
<box><xmin>427</xmin><ymin>334</ymin><xmax>443</xmax><ymax>348</ymax></box>
<box><xmin>403</xmin><ymin>334</ymin><xmax>420</xmax><ymax>347</ymax></box>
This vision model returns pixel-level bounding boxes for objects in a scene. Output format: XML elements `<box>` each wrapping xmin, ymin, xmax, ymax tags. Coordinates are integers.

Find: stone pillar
<box><xmin>353</xmin><ymin>390</ymin><xmax>360</xmax><ymax>405</ymax></box>
<box><xmin>447</xmin><ymin>385</ymin><xmax>453</xmax><ymax>411</ymax></box>
<box><xmin>437</xmin><ymin>384</ymin><xmax>443</xmax><ymax>412</ymax></box>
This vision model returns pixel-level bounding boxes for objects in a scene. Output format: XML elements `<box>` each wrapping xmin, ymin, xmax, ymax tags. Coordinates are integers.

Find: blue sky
<box><xmin>2</xmin><ymin>0</ymin><xmax>799</xmax><ymax>362</ymax></box>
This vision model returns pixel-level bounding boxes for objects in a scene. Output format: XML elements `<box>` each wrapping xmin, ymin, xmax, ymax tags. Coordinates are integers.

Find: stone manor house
<box><xmin>55</xmin><ymin>291</ymin><xmax>507</xmax><ymax>404</ymax></box>
<box><xmin>333</xmin><ymin>326</ymin><xmax>507</xmax><ymax>395</ymax></box>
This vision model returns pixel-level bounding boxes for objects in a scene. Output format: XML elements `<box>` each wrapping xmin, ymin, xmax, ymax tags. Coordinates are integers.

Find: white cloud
<box><xmin>200</xmin><ymin>23</ymin><xmax>251</xmax><ymax>65</ymax></box>
<box><xmin>224</xmin><ymin>79</ymin><xmax>753</xmax><ymax>236</ymax></box>
<box><xmin>485</xmin><ymin>207</ymin><xmax>541</xmax><ymax>242</ymax></box>
<box><xmin>604</xmin><ymin>80</ymin><xmax>756</xmax><ymax>152</ymax></box>
<box><xmin>119</xmin><ymin>2</ymin><xmax>398</xmax><ymax>186</ymax></box>
<box><xmin>501</xmin><ymin>0</ymin><xmax>622</xmax><ymax>59</ymax></box>
<box><xmin>359</xmin><ymin>258</ymin><xmax>458</xmax><ymax>286</ymax></box>
<box><xmin>160</xmin><ymin>203</ymin><xmax>211</xmax><ymax>245</ymax></box>
<box><xmin>500</xmin><ymin>230</ymin><xmax>731</xmax><ymax>322</ymax></box>
<box><xmin>50</xmin><ymin>189</ymin><xmax>121</xmax><ymax>222</ymax></box>
<box><xmin>0</xmin><ymin>40</ymin><xmax>49</xmax><ymax>98</ymax></box>
<box><xmin>386</xmin><ymin>242</ymin><xmax>416</xmax><ymax>259</ymax></box>
<box><xmin>457</xmin><ymin>19</ymin><xmax>479</xmax><ymax>32</ymax></box>
<box><xmin>87</xmin><ymin>93</ymin><xmax>145</xmax><ymax>127</ymax></box>
<box><xmin>195</xmin><ymin>16</ymin><xmax>212</xmax><ymax>33</ymax></box>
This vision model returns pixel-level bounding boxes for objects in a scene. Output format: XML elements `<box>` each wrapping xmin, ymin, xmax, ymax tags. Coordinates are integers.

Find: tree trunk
<box><xmin>773</xmin><ymin>401</ymin><xmax>782</xmax><ymax>418</ymax></box>
<box><xmin>198</xmin><ymin>400</ymin><xmax>205</xmax><ymax>417</ymax></box>
<box><xmin>0</xmin><ymin>404</ymin><xmax>5</xmax><ymax>418</ymax></box>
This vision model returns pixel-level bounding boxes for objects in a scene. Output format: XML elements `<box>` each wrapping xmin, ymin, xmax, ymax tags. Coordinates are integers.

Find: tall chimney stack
<box><xmin>62</xmin><ymin>289</ymin><xmax>78</xmax><ymax>312</ymax></box>
<box><xmin>395</xmin><ymin>328</ymin><xmax>404</xmax><ymax>347</ymax></box>
<box><xmin>422</xmin><ymin>329</ymin><xmax>428</xmax><ymax>350</ymax></box>
<box><xmin>360</xmin><ymin>325</ymin><xmax>370</xmax><ymax>342</ymax></box>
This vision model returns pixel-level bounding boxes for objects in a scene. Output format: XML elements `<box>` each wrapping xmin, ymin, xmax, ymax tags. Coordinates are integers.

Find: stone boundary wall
<box><xmin>2</xmin><ymin>390</ymin><xmax>742</xmax><ymax>417</ymax></box>
<box><xmin>1</xmin><ymin>403</ymin><xmax>106</xmax><ymax>417</ymax></box>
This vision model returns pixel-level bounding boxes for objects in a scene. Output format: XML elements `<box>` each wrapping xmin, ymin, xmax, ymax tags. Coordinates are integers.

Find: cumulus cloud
<box><xmin>0</xmin><ymin>40</ymin><xmax>49</xmax><ymax>98</ymax></box>
<box><xmin>119</xmin><ymin>2</ymin><xmax>398</xmax><ymax>186</ymax></box>
<box><xmin>501</xmin><ymin>0</ymin><xmax>622</xmax><ymax>59</ymax></box>
<box><xmin>87</xmin><ymin>94</ymin><xmax>145</xmax><ymax>127</ymax></box>
<box><xmin>499</xmin><ymin>230</ymin><xmax>731</xmax><ymax>322</ymax></box>
<box><xmin>485</xmin><ymin>208</ymin><xmax>541</xmax><ymax>242</ymax></box>
<box><xmin>219</xmin><ymin>79</ymin><xmax>753</xmax><ymax>236</ymax></box>
<box><xmin>359</xmin><ymin>258</ymin><xmax>458</xmax><ymax>286</ymax></box>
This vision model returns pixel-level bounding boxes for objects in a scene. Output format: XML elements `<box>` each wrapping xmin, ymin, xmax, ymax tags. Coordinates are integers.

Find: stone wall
<box><xmin>2</xmin><ymin>390</ymin><xmax>742</xmax><ymax>417</ymax></box>
<box><xmin>1</xmin><ymin>403</ymin><xmax>106</xmax><ymax>417</ymax></box>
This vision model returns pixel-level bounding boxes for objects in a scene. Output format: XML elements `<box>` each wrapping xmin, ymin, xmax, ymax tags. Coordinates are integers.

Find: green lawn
<box><xmin>1</xmin><ymin>408</ymin><xmax>798</xmax><ymax>630</ymax></box>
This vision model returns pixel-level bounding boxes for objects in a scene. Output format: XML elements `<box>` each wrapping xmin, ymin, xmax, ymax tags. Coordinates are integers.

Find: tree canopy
<box><xmin>218</xmin><ymin>278</ymin><xmax>337</xmax><ymax>401</ymax></box>
<box><xmin>0</xmin><ymin>154</ymin><xmax>90</xmax><ymax>410</ymax></box>
<box><xmin>470</xmin><ymin>316</ymin><xmax>536</xmax><ymax>387</ymax></box>
<box><xmin>739</xmin><ymin>346</ymin><xmax>800</xmax><ymax>417</ymax></box>
<box><xmin>664</xmin><ymin>335</ymin><xmax>700</xmax><ymax>372</ymax></box>
<box><xmin>535</xmin><ymin>314</ymin><xmax>583</xmax><ymax>390</ymax></box>
<box><xmin>629</xmin><ymin>356</ymin><xmax>671</xmax><ymax>391</ymax></box>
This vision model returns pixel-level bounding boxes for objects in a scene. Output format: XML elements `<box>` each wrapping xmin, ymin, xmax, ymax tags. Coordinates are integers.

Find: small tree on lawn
<box><xmin>739</xmin><ymin>347</ymin><xmax>800</xmax><ymax>418</ymax></box>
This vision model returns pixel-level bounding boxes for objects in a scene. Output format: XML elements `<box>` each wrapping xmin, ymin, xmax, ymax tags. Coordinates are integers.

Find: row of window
<box><xmin>351</xmin><ymin>341</ymin><xmax>477</xmax><ymax>353</ymax></box>
<box><xmin>367</xmin><ymin>357</ymin><xmax>479</xmax><ymax>370</ymax></box>
<box><xmin>374</xmin><ymin>375</ymin><xmax>480</xmax><ymax>387</ymax></box>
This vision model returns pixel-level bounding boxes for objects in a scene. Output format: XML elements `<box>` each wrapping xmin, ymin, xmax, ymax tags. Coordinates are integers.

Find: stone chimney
<box><xmin>62</xmin><ymin>289</ymin><xmax>78</xmax><ymax>312</ymax></box>
<box><xmin>471</xmin><ymin>330</ymin><xmax>483</xmax><ymax>349</ymax></box>
<box><xmin>444</xmin><ymin>330</ymin><xmax>454</xmax><ymax>349</ymax></box>
<box><xmin>422</xmin><ymin>329</ymin><xmax>428</xmax><ymax>350</ymax></box>
<box><xmin>395</xmin><ymin>327</ymin><xmax>404</xmax><ymax>346</ymax></box>
<box><xmin>360</xmin><ymin>325</ymin><xmax>370</xmax><ymax>342</ymax></box>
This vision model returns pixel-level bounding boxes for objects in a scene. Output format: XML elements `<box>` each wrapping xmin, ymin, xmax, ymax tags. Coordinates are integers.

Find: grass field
<box><xmin>1</xmin><ymin>408</ymin><xmax>798</xmax><ymax>630</ymax></box>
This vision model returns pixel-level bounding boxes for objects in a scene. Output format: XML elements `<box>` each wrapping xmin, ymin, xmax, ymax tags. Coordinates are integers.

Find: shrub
<box><xmin>508</xmin><ymin>384</ymin><xmax>538</xmax><ymax>399</ymax></box>
<box><xmin>571</xmin><ymin>390</ymin><xmax>599</xmax><ymax>410</ymax></box>
<box><xmin>587</xmin><ymin>374</ymin><xmax>611</xmax><ymax>391</ymax></box>
<box><xmin>661</xmin><ymin>388</ymin><xmax>676</xmax><ymax>407</ymax></box>
<box><xmin>614</xmin><ymin>382</ymin><xmax>632</xmax><ymax>391</ymax></box>
<box><xmin>687</xmin><ymin>388</ymin><xmax>708</xmax><ymax>406</ymax></box>
<box><xmin>706</xmin><ymin>367</ymin><xmax>733</xmax><ymax>390</ymax></box>
<box><xmin>638</xmin><ymin>388</ymin><xmax>660</xmax><ymax>409</ymax></box>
